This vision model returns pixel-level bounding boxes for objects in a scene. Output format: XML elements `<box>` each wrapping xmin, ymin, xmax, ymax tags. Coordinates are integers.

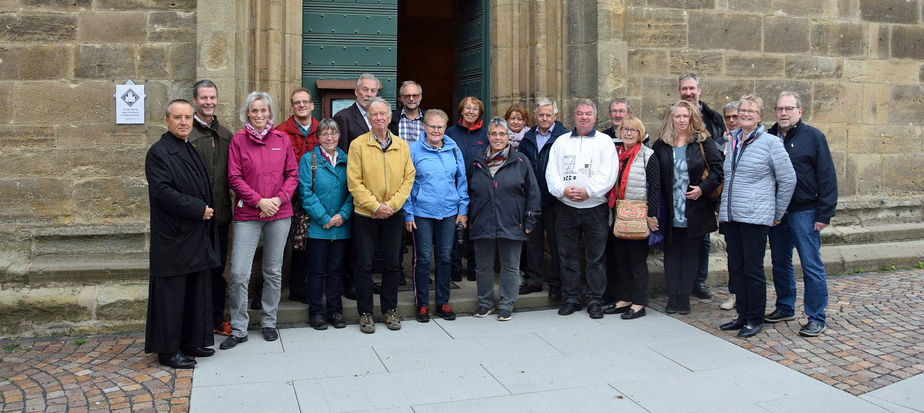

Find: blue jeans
<box><xmin>769</xmin><ymin>209</ymin><xmax>828</xmax><ymax>326</ymax></box>
<box><xmin>412</xmin><ymin>216</ymin><xmax>456</xmax><ymax>307</ymax></box>
<box><xmin>305</xmin><ymin>238</ymin><xmax>346</xmax><ymax>317</ymax></box>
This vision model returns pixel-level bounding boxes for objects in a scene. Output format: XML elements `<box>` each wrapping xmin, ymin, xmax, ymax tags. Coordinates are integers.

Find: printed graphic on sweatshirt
<box><xmin>561</xmin><ymin>154</ymin><xmax>594</xmax><ymax>182</ymax></box>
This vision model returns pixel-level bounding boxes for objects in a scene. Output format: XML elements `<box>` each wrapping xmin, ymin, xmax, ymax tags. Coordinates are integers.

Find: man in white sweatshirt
<box><xmin>545</xmin><ymin>99</ymin><xmax>619</xmax><ymax>319</ymax></box>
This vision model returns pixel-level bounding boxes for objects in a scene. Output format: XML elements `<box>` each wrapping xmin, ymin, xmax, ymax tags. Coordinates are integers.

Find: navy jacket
<box><xmin>768</xmin><ymin>120</ymin><xmax>838</xmax><ymax>224</ymax></box>
<box><xmin>699</xmin><ymin>101</ymin><xmax>727</xmax><ymax>152</ymax></box>
<box><xmin>445</xmin><ymin>120</ymin><xmax>488</xmax><ymax>170</ymax></box>
<box><xmin>518</xmin><ymin>121</ymin><xmax>570</xmax><ymax>207</ymax></box>
<box><xmin>467</xmin><ymin>148</ymin><xmax>541</xmax><ymax>241</ymax></box>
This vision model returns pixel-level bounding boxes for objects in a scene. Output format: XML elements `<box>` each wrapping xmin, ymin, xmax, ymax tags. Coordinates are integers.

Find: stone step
<box><xmin>27</xmin><ymin>252</ymin><xmax>148</xmax><ymax>285</ymax></box>
<box><xmin>821</xmin><ymin>222</ymin><xmax>924</xmax><ymax>245</ymax></box>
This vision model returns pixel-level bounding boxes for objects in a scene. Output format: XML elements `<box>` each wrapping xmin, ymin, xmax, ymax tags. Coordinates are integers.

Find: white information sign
<box><xmin>114</xmin><ymin>80</ymin><xmax>146</xmax><ymax>124</ymax></box>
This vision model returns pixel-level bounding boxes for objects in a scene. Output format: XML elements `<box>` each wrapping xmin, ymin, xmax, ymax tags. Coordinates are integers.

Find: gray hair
<box><xmin>399</xmin><ymin>80</ymin><xmax>422</xmax><ymax>95</ymax></box>
<box><xmin>678</xmin><ymin>73</ymin><xmax>700</xmax><ymax>88</ymax></box>
<box><xmin>192</xmin><ymin>79</ymin><xmax>217</xmax><ymax>98</ymax></box>
<box><xmin>573</xmin><ymin>98</ymin><xmax>597</xmax><ymax>117</ymax></box>
<box><xmin>239</xmin><ymin>91</ymin><xmax>274</xmax><ymax>124</ymax></box>
<box><xmin>722</xmin><ymin>100</ymin><xmax>739</xmax><ymax>113</ymax></box>
<box><xmin>165</xmin><ymin>99</ymin><xmax>193</xmax><ymax>117</ymax></box>
<box><xmin>356</xmin><ymin>73</ymin><xmax>382</xmax><ymax>89</ymax></box>
<box><xmin>778</xmin><ymin>91</ymin><xmax>803</xmax><ymax>108</ymax></box>
<box><xmin>366</xmin><ymin>97</ymin><xmax>391</xmax><ymax>112</ymax></box>
<box><xmin>317</xmin><ymin>118</ymin><xmax>340</xmax><ymax>136</ymax></box>
<box><xmin>609</xmin><ymin>97</ymin><xmax>633</xmax><ymax>113</ymax></box>
<box><xmin>535</xmin><ymin>97</ymin><xmax>558</xmax><ymax>115</ymax></box>
<box><xmin>487</xmin><ymin>116</ymin><xmax>511</xmax><ymax>135</ymax></box>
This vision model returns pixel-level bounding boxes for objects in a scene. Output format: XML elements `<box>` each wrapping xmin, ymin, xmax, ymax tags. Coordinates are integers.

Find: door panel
<box><xmin>453</xmin><ymin>0</ymin><xmax>490</xmax><ymax>116</ymax></box>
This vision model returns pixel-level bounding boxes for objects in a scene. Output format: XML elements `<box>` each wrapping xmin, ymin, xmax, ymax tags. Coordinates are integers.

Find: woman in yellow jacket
<box><xmin>346</xmin><ymin>97</ymin><xmax>416</xmax><ymax>334</ymax></box>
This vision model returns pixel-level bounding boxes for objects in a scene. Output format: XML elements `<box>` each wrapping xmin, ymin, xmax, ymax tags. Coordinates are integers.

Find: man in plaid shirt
<box><xmin>389</xmin><ymin>80</ymin><xmax>425</xmax><ymax>142</ymax></box>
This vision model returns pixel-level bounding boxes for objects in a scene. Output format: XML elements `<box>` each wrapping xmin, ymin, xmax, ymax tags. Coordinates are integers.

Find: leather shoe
<box><xmin>219</xmin><ymin>335</ymin><xmax>247</xmax><ymax>350</ymax></box>
<box><xmin>181</xmin><ymin>347</ymin><xmax>215</xmax><ymax>357</ymax></box>
<box><xmin>158</xmin><ymin>352</ymin><xmax>196</xmax><ymax>369</ymax></box>
<box><xmin>558</xmin><ymin>302</ymin><xmax>582</xmax><ymax>316</ymax></box>
<box><xmin>327</xmin><ymin>313</ymin><xmax>346</xmax><ymax>329</ymax></box>
<box><xmin>621</xmin><ymin>307</ymin><xmax>646</xmax><ymax>320</ymax></box>
<box><xmin>665</xmin><ymin>295</ymin><xmax>679</xmax><ymax>314</ymax></box>
<box><xmin>262</xmin><ymin>327</ymin><xmax>279</xmax><ymax>342</ymax></box>
<box><xmin>737</xmin><ymin>323</ymin><xmax>763</xmax><ymax>338</ymax></box>
<box><xmin>548</xmin><ymin>287</ymin><xmax>562</xmax><ymax>301</ymax></box>
<box><xmin>587</xmin><ymin>303</ymin><xmax>604</xmax><ymax>319</ymax></box>
<box><xmin>518</xmin><ymin>284</ymin><xmax>542</xmax><ymax>295</ymax></box>
<box><xmin>764</xmin><ymin>309</ymin><xmax>796</xmax><ymax>323</ymax></box>
<box><xmin>798</xmin><ymin>321</ymin><xmax>827</xmax><ymax>337</ymax></box>
<box><xmin>309</xmin><ymin>314</ymin><xmax>328</xmax><ymax>330</ymax></box>
<box><xmin>720</xmin><ymin>318</ymin><xmax>746</xmax><ymax>331</ymax></box>
<box><xmin>603</xmin><ymin>304</ymin><xmax>630</xmax><ymax>314</ymax></box>
<box><xmin>692</xmin><ymin>282</ymin><xmax>711</xmax><ymax>299</ymax></box>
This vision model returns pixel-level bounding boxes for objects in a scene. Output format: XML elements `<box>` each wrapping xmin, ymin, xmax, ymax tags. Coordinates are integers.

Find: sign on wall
<box><xmin>114</xmin><ymin>80</ymin><xmax>146</xmax><ymax>124</ymax></box>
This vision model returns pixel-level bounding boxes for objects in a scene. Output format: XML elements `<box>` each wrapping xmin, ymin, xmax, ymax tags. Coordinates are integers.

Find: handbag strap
<box><xmin>311</xmin><ymin>152</ymin><xmax>317</xmax><ymax>189</ymax></box>
<box><xmin>698</xmin><ymin>142</ymin><xmax>710</xmax><ymax>174</ymax></box>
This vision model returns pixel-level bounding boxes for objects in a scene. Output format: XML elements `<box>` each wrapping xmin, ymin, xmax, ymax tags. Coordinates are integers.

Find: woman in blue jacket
<box><xmin>405</xmin><ymin>109</ymin><xmax>469</xmax><ymax>323</ymax></box>
<box><xmin>297</xmin><ymin>118</ymin><xmax>353</xmax><ymax>330</ymax></box>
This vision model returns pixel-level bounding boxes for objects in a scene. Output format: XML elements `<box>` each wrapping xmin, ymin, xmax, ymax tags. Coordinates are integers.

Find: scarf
<box><xmin>460</xmin><ymin>118</ymin><xmax>483</xmax><ymax>132</ymax></box>
<box><xmin>609</xmin><ymin>143</ymin><xmax>641</xmax><ymax>206</ymax></box>
<box><xmin>245</xmin><ymin>120</ymin><xmax>274</xmax><ymax>140</ymax></box>
<box><xmin>509</xmin><ymin>128</ymin><xmax>528</xmax><ymax>149</ymax></box>
<box><xmin>485</xmin><ymin>145</ymin><xmax>509</xmax><ymax>176</ymax></box>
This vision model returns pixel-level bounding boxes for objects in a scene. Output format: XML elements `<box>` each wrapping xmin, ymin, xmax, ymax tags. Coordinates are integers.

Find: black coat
<box><xmin>699</xmin><ymin>101</ymin><xmax>728</xmax><ymax>150</ymax></box>
<box><xmin>467</xmin><ymin>148</ymin><xmax>541</xmax><ymax>241</ymax></box>
<box><xmin>333</xmin><ymin>103</ymin><xmax>370</xmax><ymax>153</ymax></box>
<box><xmin>145</xmin><ymin>132</ymin><xmax>220</xmax><ymax>277</ymax></box>
<box><xmin>518</xmin><ymin>121</ymin><xmax>570</xmax><ymax>207</ymax></box>
<box><xmin>652</xmin><ymin>138</ymin><xmax>724</xmax><ymax>240</ymax></box>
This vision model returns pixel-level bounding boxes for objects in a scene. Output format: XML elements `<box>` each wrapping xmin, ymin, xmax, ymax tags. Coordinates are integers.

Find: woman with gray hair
<box><xmin>222</xmin><ymin>91</ymin><xmax>299</xmax><ymax>349</ymax></box>
<box><xmin>467</xmin><ymin>117</ymin><xmax>541</xmax><ymax>321</ymax></box>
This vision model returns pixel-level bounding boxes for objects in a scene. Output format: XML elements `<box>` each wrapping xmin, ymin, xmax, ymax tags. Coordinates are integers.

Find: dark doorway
<box><xmin>397</xmin><ymin>0</ymin><xmax>456</xmax><ymax>117</ymax></box>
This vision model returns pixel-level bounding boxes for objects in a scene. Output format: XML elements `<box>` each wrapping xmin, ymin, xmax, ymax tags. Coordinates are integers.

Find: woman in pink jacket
<box><xmin>220</xmin><ymin>91</ymin><xmax>298</xmax><ymax>350</ymax></box>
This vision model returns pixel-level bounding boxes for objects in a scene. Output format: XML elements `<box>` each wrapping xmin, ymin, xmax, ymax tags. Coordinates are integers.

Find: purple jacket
<box><xmin>228</xmin><ymin>128</ymin><xmax>299</xmax><ymax>222</ymax></box>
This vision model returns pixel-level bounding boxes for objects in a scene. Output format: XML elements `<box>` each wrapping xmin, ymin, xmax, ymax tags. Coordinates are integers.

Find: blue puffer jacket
<box><xmin>718</xmin><ymin>125</ymin><xmax>796</xmax><ymax>226</ymax></box>
<box><xmin>297</xmin><ymin>146</ymin><xmax>353</xmax><ymax>240</ymax></box>
<box><xmin>405</xmin><ymin>134</ymin><xmax>469</xmax><ymax>221</ymax></box>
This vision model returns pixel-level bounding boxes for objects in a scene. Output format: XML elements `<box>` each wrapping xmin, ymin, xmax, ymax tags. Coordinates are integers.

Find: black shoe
<box><xmin>621</xmin><ymin>307</ymin><xmax>646</xmax><ymax>320</ymax></box>
<box><xmin>738</xmin><ymin>323</ymin><xmax>763</xmax><ymax>338</ymax></box>
<box><xmin>799</xmin><ymin>321</ymin><xmax>827</xmax><ymax>337</ymax></box>
<box><xmin>181</xmin><ymin>347</ymin><xmax>215</xmax><ymax>358</ymax></box>
<box><xmin>451</xmin><ymin>272</ymin><xmax>462</xmax><ymax>282</ymax></box>
<box><xmin>327</xmin><ymin>313</ymin><xmax>346</xmax><ymax>329</ymax></box>
<box><xmin>665</xmin><ymin>295</ymin><xmax>679</xmax><ymax>314</ymax></box>
<box><xmin>587</xmin><ymin>303</ymin><xmax>604</xmax><ymax>319</ymax></box>
<box><xmin>519</xmin><ymin>284</ymin><xmax>542</xmax><ymax>295</ymax></box>
<box><xmin>158</xmin><ymin>352</ymin><xmax>196</xmax><ymax>369</ymax></box>
<box><xmin>720</xmin><ymin>318</ymin><xmax>746</xmax><ymax>331</ymax></box>
<box><xmin>558</xmin><ymin>302</ymin><xmax>582</xmax><ymax>316</ymax></box>
<box><xmin>602</xmin><ymin>304</ymin><xmax>630</xmax><ymax>314</ymax></box>
<box><xmin>692</xmin><ymin>282</ymin><xmax>712</xmax><ymax>299</ymax></box>
<box><xmin>309</xmin><ymin>314</ymin><xmax>328</xmax><ymax>330</ymax></box>
<box><xmin>416</xmin><ymin>305</ymin><xmax>430</xmax><ymax>323</ymax></box>
<box><xmin>219</xmin><ymin>335</ymin><xmax>247</xmax><ymax>350</ymax></box>
<box><xmin>436</xmin><ymin>304</ymin><xmax>456</xmax><ymax>320</ymax></box>
<box><xmin>548</xmin><ymin>287</ymin><xmax>562</xmax><ymax>301</ymax></box>
<box><xmin>342</xmin><ymin>284</ymin><xmax>357</xmax><ymax>300</ymax></box>
<box><xmin>678</xmin><ymin>295</ymin><xmax>691</xmax><ymax>315</ymax></box>
<box><xmin>764</xmin><ymin>309</ymin><xmax>796</xmax><ymax>323</ymax></box>
<box><xmin>467</xmin><ymin>273</ymin><xmax>476</xmax><ymax>282</ymax></box>
<box><xmin>262</xmin><ymin>327</ymin><xmax>278</xmax><ymax>342</ymax></box>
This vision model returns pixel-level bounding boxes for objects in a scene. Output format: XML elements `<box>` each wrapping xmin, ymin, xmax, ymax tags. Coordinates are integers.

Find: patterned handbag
<box><xmin>612</xmin><ymin>199</ymin><xmax>649</xmax><ymax>240</ymax></box>
<box><xmin>289</xmin><ymin>153</ymin><xmax>316</xmax><ymax>251</ymax></box>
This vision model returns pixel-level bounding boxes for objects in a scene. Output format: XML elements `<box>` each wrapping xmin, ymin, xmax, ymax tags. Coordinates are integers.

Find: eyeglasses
<box><xmin>487</xmin><ymin>132</ymin><xmax>508</xmax><ymax>138</ymax></box>
<box><xmin>610</xmin><ymin>109</ymin><xmax>628</xmax><ymax>115</ymax></box>
<box><xmin>774</xmin><ymin>106</ymin><xmax>798</xmax><ymax>113</ymax></box>
<box><xmin>292</xmin><ymin>100</ymin><xmax>311</xmax><ymax>106</ymax></box>
<box><xmin>738</xmin><ymin>109</ymin><xmax>759</xmax><ymax>115</ymax></box>
<box><xmin>620</xmin><ymin>128</ymin><xmax>639</xmax><ymax>134</ymax></box>
<box><xmin>424</xmin><ymin>124</ymin><xmax>445</xmax><ymax>130</ymax></box>
<box><xmin>724</xmin><ymin>114</ymin><xmax>738</xmax><ymax>120</ymax></box>
<box><xmin>401</xmin><ymin>94</ymin><xmax>421</xmax><ymax>99</ymax></box>
<box><xmin>319</xmin><ymin>132</ymin><xmax>339</xmax><ymax>138</ymax></box>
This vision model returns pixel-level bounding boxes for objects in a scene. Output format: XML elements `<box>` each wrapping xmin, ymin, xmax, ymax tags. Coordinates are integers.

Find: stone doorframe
<box><xmin>196</xmin><ymin>0</ymin><xmax>303</xmax><ymax>130</ymax></box>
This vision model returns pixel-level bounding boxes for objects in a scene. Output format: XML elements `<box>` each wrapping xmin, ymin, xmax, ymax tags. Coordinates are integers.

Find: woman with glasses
<box><xmin>404</xmin><ymin>109</ymin><xmax>469</xmax><ymax>322</ymax></box>
<box><xmin>652</xmin><ymin>100</ymin><xmax>724</xmax><ymax>316</ymax></box>
<box><xmin>296</xmin><ymin>118</ymin><xmax>352</xmax><ymax>330</ymax></box>
<box><xmin>446</xmin><ymin>97</ymin><xmax>487</xmax><ymax>282</ymax></box>
<box><xmin>718</xmin><ymin>95</ymin><xmax>795</xmax><ymax>338</ymax></box>
<box><xmin>605</xmin><ymin>116</ymin><xmax>661</xmax><ymax>319</ymax></box>
<box><xmin>718</xmin><ymin>100</ymin><xmax>740</xmax><ymax>311</ymax></box>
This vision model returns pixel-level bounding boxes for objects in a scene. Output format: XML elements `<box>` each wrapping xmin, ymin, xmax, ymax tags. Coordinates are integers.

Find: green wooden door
<box><xmin>453</xmin><ymin>0</ymin><xmax>490</xmax><ymax>116</ymax></box>
<box><xmin>302</xmin><ymin>0</ymin><xmax>398</xmax><ymax>117</ymax></box>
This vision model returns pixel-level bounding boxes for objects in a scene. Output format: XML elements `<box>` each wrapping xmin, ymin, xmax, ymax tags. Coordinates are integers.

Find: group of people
<box><xmin>143</xmin><ymin>72</ymin><xmax>837</xmax><ymax>369</ymax></box>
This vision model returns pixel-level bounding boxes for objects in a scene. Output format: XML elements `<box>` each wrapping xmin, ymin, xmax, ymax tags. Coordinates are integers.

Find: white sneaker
<box><xmin>719</xmin><ymin>294</ymin><xmax>736</xmax><ymax>310</ymax></box>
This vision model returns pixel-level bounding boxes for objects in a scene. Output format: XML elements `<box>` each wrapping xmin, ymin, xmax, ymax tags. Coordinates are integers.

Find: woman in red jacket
<box><xmin>221</xmin><ymin>91</ymin><xmax>299</xmax><ymax>350</ymax></box>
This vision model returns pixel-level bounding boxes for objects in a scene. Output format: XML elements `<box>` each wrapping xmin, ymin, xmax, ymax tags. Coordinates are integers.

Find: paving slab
<box><xmin>861</xmin><ymin>373</ymin><xmax>924</xmax><ymax>412</ymax></box>
<box><xmin>757</xmin><ymin>389</ymin><xmax>892</xmax><ymax>413</ymax></box>
<box><xmin>412</xmin><ymin>384</ymin><xmax>647</xmax><ymax>413</ymax></box>
<box><xmin>189</xmin><ymin>381</ymin><xmax>300</xmax><ymax>413</ymax></box>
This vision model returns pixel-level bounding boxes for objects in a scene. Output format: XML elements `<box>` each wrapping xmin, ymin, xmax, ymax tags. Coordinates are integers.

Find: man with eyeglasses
<box><xmin>678</xmin><ymin>73</ymin><xmax>726</xmax><ymax>300</ymax></box>
<box><xmin>765</xmin><ymin>91</ymin><xmax>838</xmax><ymax>338</ymax></box>
<box><xmin>275</xmin><ymin>88</ymin><xmax>320</xmax><ymax>303</ymax></box>
<box><xmin>388</xmin><ymin>80</ymin><xmax>425</xmax><ymax>142</ymax></box>
<box><xmin>602</xmin><ymin>97</ymin><xmax>650</xmax><ymax>147</ymax></box>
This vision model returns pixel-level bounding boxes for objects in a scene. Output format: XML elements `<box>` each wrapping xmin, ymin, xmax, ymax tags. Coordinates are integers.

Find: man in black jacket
<box><xmin>765</xmin><ymin>91</ymin><xmax>838</xmax><ymax>337</ymax></box>
<box><xmin>679</xmin><ymin>73</ymin><xmax>726</xmax><ymax>299</ymax></box>
<box><xmin>517</xmin><ymin>98</ymin><xmax>570</xmax><ymax>300</ymax></box>
<box><xmin>144</xmin><ymin>99</ymin><xmax>220</xmax><ymax>369</ymax></box>
<box><xmin>334</xmin><ymin>73</ymin><xmax>379</xmax><ymax>152</ymax></box>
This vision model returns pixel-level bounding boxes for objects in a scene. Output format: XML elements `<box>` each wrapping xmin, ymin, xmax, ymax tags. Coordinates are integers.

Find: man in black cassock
<box><xmin>144</xmin><ymin>99</ymin><xmax>221</xmax><ymax>369</ymax></box>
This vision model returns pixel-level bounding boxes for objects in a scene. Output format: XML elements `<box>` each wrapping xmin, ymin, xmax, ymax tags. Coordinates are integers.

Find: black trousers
<box><xmin>353</xmin><ymin>212</ymin><xmax>404</xmax><ymax>315</ymax></box>
<box><xmin>555</xmin><ymin>203</ymin><xmax>609</xmax><ymax>306</ymax></box>
<box><xmin>724</xmin><ymin>221</ymin><xmax>770</xmax><ymax>325</ymax></box>
<box><xmin>211</xmin><ymin>223</ymin><xmax>229</xmax><ymax>328</ymax></box>
<box><xmin>523</xmin><ymin>204</ymin><xmax>560</xmax><ymax>289</ymax></box>
<box><xmin>663</xmin><ymin>227</ymin><xmax>703</xmax><ymax>296</ymax></box>
<box><xmin>612</xmin><ymin>237</ymin><xmax>650</xmax><ymax>306</ymax></box>
<box><xmin>145</xmin><ymin>270</ymin><xmax>214</xmax><ymax>354</ymax></box>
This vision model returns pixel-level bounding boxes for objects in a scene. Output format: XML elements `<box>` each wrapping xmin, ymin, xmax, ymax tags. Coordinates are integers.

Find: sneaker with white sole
<box><xmin>473</xmin><ymin>306</ymin><xmax>493</xmax><ymax>318</ymax></box>
<box><xmin>359</xmin><ymin>313</ymin><xmax>375</xmax><ymax>334</ymax></box>
<box><xmin>719</xmin><ymin>294</ymin><xmax>736</xmax><ymax>310</ymax></box>
<box><xmin>497</xmin><ymin>309</ymin><xmax>512</xmax><ymax>321</ymax></box>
